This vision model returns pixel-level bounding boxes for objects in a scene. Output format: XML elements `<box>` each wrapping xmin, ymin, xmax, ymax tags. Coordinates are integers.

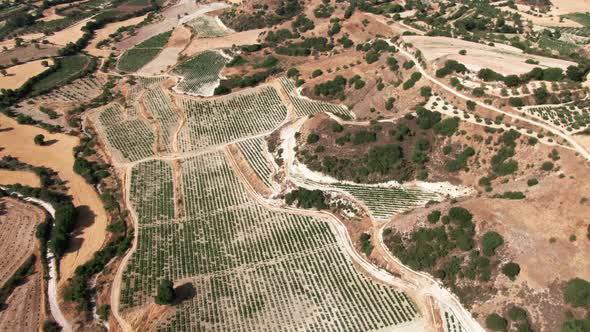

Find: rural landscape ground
<box><xmin>0</xmin><ymin>0</ymin><xmax>589</xmax><ymax>331</ymax></box>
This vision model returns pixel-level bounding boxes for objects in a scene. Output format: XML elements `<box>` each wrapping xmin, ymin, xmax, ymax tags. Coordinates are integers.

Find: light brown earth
<box><xmin>0</xmin><ymin>169</ymin><xmax>41</xmax><ymax>187</ymax></box>
<box><xmin>182</xmin><ymin>28</ymin><xmax>263</xmax><ymax>56</ymax></box>
<box><xmin>44</xmin><ymin>17</ymin><xmax>94</xmax><ymax>46</ymax></box>
<box><xmin>0</xmin><ymin>59</ymin><xmax>53</xmax><ymax>90</ymax></box>
<box><xmin>499</xmin><ymin>4</ymin><xmax>583</xmax><ymax>28</ymax></box>
<box><xmin>85</xmin><ymin>15</ymin><xmax>148</xmax><ymax>57</ymax></box>
<box><xmin>547</xmin><ymin>0</ymin><xmax>590</xmax><ymax>16</ymax></box>
<box><xmin>39</xmin><ymin>6</ymin><xmax>64</xmax><ymax>22</ymax></box>
<box><xmin>0</xmin><ymin>197</ymin><xmax>45</xmax><ymax>287</ymax></box>
<box><xmin>0</xmin><ymin>33</ymin><xmax>45</xmax><ymax>50</ymax></box>
<box><xmin>0</xmin><ymin>262</ymin><xmax>44</xmax><ymax>332</ymax></box>
<box><xmin>0</xmin><ymin>113</ymin><xmax>108</xmax><ymax>286</ymax></box>
<box><xmin>137</xmin><ymin>25</ymin><xmax>192</xmax><ymax>75</ymax></box>
<box><xmin>403</xmin><ymin>36</ymin><xmax>576</xmax><ymax>75</ymax></box>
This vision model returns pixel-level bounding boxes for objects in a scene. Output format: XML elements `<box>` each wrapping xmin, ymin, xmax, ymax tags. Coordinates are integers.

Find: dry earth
<box><xmin>137</xmin><ymin>25</ymin><xmax>192</xmax><ymax>75</ymax></box>
<box><xmin>182</xmin><ymin>28</ymin><xmax>263</xmax><ymax>56</ymax></box>
<box><xmin>0</xmin><ymin>44</ymin><xmax>59</xmax><ymax>67</ymax></box>
<box><xmin>0</xmin><ymin>113</ymin><xmax>107</xmax><ymax>285</ymax></box>
<box><xmin>403</xmin><ymin>36</ymin><xmax>576</xmax><ymax>75</ymax></box>
<box><xmin>85</xmin><ymin>15</ymin><xmax>148</xmax><ymax>57</ymax></box>
<box><xmin>0</xmin><ymin>59</ymin><xmax>53</xmax><ymax>90</ymax></box>
<box><xmin>0</xmin><ymin>169</ymin><xmax>41</xmax><ymax>187</ymax></box>
<box><xmin>44</xmin><ymin>17</ymin><xmax>94</xmax><ymax>46</ymax></box>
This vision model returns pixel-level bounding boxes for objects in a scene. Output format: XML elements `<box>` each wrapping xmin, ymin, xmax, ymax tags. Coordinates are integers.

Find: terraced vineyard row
<box><xmin>526</xmin><ymin>104</ymin><xmax>590</xmax><ymax>132</ymax></box>
<box><xmin>176</xmin><ymin>86</ymin><xmax>288</xmax><ymax>152</ymax></box>
<box><xmin>236</xmin><ymin>136</ymin><xmax>276</xmax><ymax>189</ymax></box>
<box><xmin>118</xmin><ymin>31</ymin><xmax>173</xmax><ymax>72</ymax></box>
<box><xmin>333</xmin><ymin>184</ymin><xmax>439</xmax><ymax>220</ymax></box>
<box><xmin>97</xmin><ymin>104</ymin><xmax>156</xmax><ymax>162</ymax></box>
<box><xmin>29</xmin><ymin>77</ymin><xmax>104</xmax><ymax>104</ymax></box>
<box><xmin>172</xmin><ymin>51</ymin><xmax>228</xmax><ymax>96</ymax></box>
<box><xmin>185</xmin><ymin>15</ymin><xmax>229</xmax><ymax>37</ymax></box>
<box><xmin>279</xmin><ymin>77</ymin><xmax>355</xmax><ymax>119</ymax></box>
<box><xmin>121</xmin><ymin>151</ymin><xmax>420</xmax><ymax>331</ymax></box>
<box><xmin>143</xmin><ymin>87</ymin><xmax>181</xmax><ymax>153</ymax></box>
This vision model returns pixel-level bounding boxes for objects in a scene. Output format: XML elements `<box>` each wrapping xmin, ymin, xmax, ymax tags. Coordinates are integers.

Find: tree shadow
<box><xmin>42</xmin><ymin>139</ymin><xmax>58</xmax><ymax>146</ymax></box>
<box><xmin>64</xmin><ymin>205</ymin><xmax>96</xmax><ymax>254</ymax></box>
<box><xmin>0</xmin><ymin>127</ymin><xmax>13</xmax><ymax>132</ymax></box>
<box><xmin>174</xmin><ymin>282</ymin><xmax>196</xmax><ymax>305</ymax></box>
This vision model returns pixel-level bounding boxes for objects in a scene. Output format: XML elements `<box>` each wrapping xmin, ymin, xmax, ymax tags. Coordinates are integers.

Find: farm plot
<box><xmin>0</xmin><ymin>59</ymin><xmax>53</xmax><ymax>91</ymax></box>
<box><xmin>185</xmin><ymin>15</ymin><xmax>230</xmax><ymax>37</ymax></box>
<box><xmin>442</xmin><ymin>309</ymin><xmax>465</xmax><ymax>332</ymax></box>
<box><xmin>538</xmin><ymin>37</ymin><xmax>578</xmax><ymax>54</ymax></box>
<box><xmin>526</xmin><ymin>105</ymin><xmax>590</xmax><ymax>132</ymax></box>
<box><xmin>236</xmin><ymin>136</ymin><xmax>277</xmax><ymax>189</ymax></box>
<box><xmin>176</xmin><ymin>86</ymin><xmax>288</xmax><ymax>152</ymax></box>
<box><xmin>172</xmin><ymin>51</ymin><xmax>228</xmax><ymax>96</ymax></box>
<box><xmin>121</xmin><ymin>151</ymin><xmax>420</xmax><ymax>331</ymax></box>
<box><xmin>31</xmin><ymin>55</ymin><xmax>90</xmax><ymax>95</ymax></box>
<box><xmin>0</xmin><ymin>198</ymin><xmax>45</xmax><ymax>287</ymax></box>
<box><xmin>28</xmin><ymin>76</ymin><xmax>104</xmax><ymax>104</ymax></box>
<box><xmin>117</xmin><ymin>30</ymin><xmax>172</xmax><ymax>73</ymax></box>
<box><xmin>279</xmin><ymin>77</ymin><xmax>355</xmax><ymax>119</ymax></box>
<box><xmin>96</xmin><ymin>103</ymin><xmax>156</xmax><ymax>162</ymax></box>
<box><xmin>142</xmin><ymin>87</ymin><xmax>180</xmax><ymax>153</ymax></box>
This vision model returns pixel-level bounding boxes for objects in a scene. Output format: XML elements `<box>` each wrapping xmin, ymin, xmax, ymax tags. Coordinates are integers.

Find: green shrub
<box><xmin>527</xmin><ymin>178</ymin><xmax>538</xmax><ymax>186</ymax></box>
<box><xmin>501</xmin><ymin>262</ymin><xmax>521</xmax><ymax>280</ymax></box>
<box><xmin>155</xmin><ymin>279</ymin><xmax>175</xmax><ymax>305</ymax></box>
<box><xmin>564</xmin><ymin>278</ymin><xmax>590</xmax><ymax>308</ymax></box>
<box><xmin>508</xmin><ymin>306</ymin><xmax>527</xmax><ymax>321</ymax></box>
<box><xmin>307</xmin><ymin>133</ymin><xmax>320</xmax><ymax>144</ymax></box>
<box><xmin>427</xmin><ymin>210</ymin><xmax>441</xmax><ymax>223</ymax></box>
<box><xmin>485</xmin><ymin>313</ymin><xmax>508</xmax><ymax>331</ymax></box>
<box><xmin>481</xmin><ymin>231</ymin><xmax>504</xmax><ymax>256</ymax></box>
<box><xmin>541</xmin><ymin>161</ymin><xmax>554</xmax><ymax>171</ymax></box>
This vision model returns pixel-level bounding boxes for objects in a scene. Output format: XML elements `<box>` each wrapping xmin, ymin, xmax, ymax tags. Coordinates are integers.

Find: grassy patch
<box><xmin>32</xmin><ymin>55</ymin><xmax>90</xmax><ymax>94</ymax></box>
<box><xmin>564</xmin><ymin>13</ymin><xmax>590</xmax><ymax>27</ymax></box>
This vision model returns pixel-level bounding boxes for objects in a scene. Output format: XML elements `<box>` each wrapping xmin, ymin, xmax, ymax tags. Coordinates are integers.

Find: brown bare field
<box><xmin>0</xmin><ymin>169</ymin><xmax>41</xmax><ymax>187</ymax></box>
<box><xmin>500</xmin><ymin>4</ymin><xmax>582</xmax><ymax>28</ymax></box>
<box><xmin>0</xmin><ymin>114</ymin><xmax>107</xmax><ymax>285</ymax></box>
<box><xmin>0</xmin><ymin>33</ymin><xmax>45</xmax><ymax>50</ymax></box>
<box><xmin>0</xmin><ymin>59</ymin><xmax>54</xmax><ymax>90</ymax></box>
<box><xmin>44</xmin><ymin>17</ymin><xmax>93</xmax><ymax>46</ymax></box>
<box><xmin>182</xmin><ymin>28</ymin><xmax>263</xmax><ymax>56</ymax></box>
<box><xmin>0</xmin><ymin>197</ymin><xmax>45</xmax><ymax>287</ymax></box>
<box><xmin>39</xmin><ymin>6</ymin><xmax>64</xmax><ymax>22</ymax></box>
<box><xmin>0</xmin><ymin>44</ymin><xmax>59</xmax><ymax>67</ymax></box>
<box><xmin>403</xmin><ymin>36</ymin><xmax>576</xmax><ymax>75</ymax></box>
<box><xmin>0</xmin><ymin>266</ymin><xmax>43</xmax><ymax>332</ymax></box>
<box><xmin>85</xmin><ymin>15</ymin><xmax>148</xmax><ymax>57</ymax></box>
<box><xmin>548</xmin><ymin>0</ymin><xmax>590</xmax><ymax>16</ymax></box>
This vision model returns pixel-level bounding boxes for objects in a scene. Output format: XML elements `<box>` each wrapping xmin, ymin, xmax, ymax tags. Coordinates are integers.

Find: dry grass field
<box><xmin>0</xmin><ymin>44</ymin><xmax>59</xmax><ymax>67</ymax></box>
<box><xmin>44</xmin><ymin>17</ymin><xmax>94</xmax><ymax>46</ymax></box>
<box><xmin>0</xmin><ymin>59</ymin><xmax>53</xmax><ymax>90</ymax></box>
<box><xmin>85</xmin><ymin>14</ymin><xmax>148</xmax><ymax>57</ymax></box>
<box><xmin>0</xmin><ymin>114</ymin><xmax>107</xmax><ymax>285</ymax></box>
<box><xmin>403</xmin><ymin>36</ymin><xmax>576</xmax><ymax>75</ymax></box>
<box><xmin>0</xmin><ymin>169</ymin><xmax>41</xmax><ymax>187</ymax></box>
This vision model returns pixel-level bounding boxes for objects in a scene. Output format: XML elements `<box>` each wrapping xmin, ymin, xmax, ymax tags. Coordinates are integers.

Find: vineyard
<box><xmin>118</xmin><ymin>31</ymin><xmax>172</xmax><ymax>72</ymax></box>
<box><xmin>185</xmin><ymin>15</ymin><xmax>229</xmax><ymax>37</ymax></box>
<box><xmin>96</xmin><ymin>103</ymin><xmax>156</xmax><ymax>162</ymax></box>
<box><xmin>143</xmin><ymin>87</ymin><xmax>181</xmax><ymax>153</ymax></box>
<box><xmin>121</xmin><ymin>151</ymin><xmax>421</xmax><ymax>331</ymax></box>
<box><xmin>175</xmin><ymin>86</ymin><xmax>288</xmax><ymax>152</ymax></box>
<box><xmin>443</xmin><ymin>309</ymin><xmax>465</xmax><ymax>332</ymax></box>
<box><xmin>526</xmin><ymin>104</ymin><xmax>590</xmax><ymax>132</ymax></box>
<box><xmin>279</xmin><ymin>77</ymin><xmax>355</xmax><ymax>119</ymax></box>
<box><xmin>28</xmin><ymin>77</ymin><xmax>104</xmax><ymax>104</ymax></box>
<box><xmin>236</xmin><ymin>136</ymin><xmax>277</xmax><ymax>190</ymax></box>
<box><xmin>172</xmin><ymin>51</ymin><xmax>228</xmax><ymax>96</ymax></box>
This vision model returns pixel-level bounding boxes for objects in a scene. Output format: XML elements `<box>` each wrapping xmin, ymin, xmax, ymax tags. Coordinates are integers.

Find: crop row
<box><xmin>121</xmin><ymin>151</ymin><xmax>420</xmax><ymax>331</ymax></box>
<box><xmin>97</xmin><ymin>104</ymin><xmax>156</xmax><ymax>162</ymax></box>
<box><xmin>118</xmin><ymin>31</ymin><xmax>173</xmax><ymax>72</ymax></box>
<box><xmin>236</xmin><ymin>136</ymin><xmax>276</xmax><ymax>189</ymax></box>
<box><xmin>176</xmin><ymin>86</ymin><xmax>287</xmax><ymax>152</ymax></box>
<box><xmin>279</xmin><ymin>77</ymin><xmax>355</xmax><ymax>119</ymax></box>
<box><xmin>185</xmin><ymin>15</ymin><xmax>228</xmax><ymax>38</ymax></box>
<box><xmin>143</xmin><ymin>87</ymin><xmax>180</xmax><ymax>153</ymax></box>
<box><xmin>172</xmin><ymin>51</ymin><xmax>228</xmax><ymax>96</ymax></box>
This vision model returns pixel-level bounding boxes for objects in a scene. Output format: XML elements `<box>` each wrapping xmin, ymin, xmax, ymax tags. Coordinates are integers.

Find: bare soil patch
<box><xmin>0</xmin><ymin>267</ymin><xmax>43</xmax><ymax>331</ymax></box>
<box><xmin>0</xmin><ymin>59</ymin><xmax>53</xmax><ymax>90</ymax></box>
<box><xmin>0</xmin><ymin>114</ymin><xmax>108</xmax><ymax>286</ymax></box>
<box><xmin>0</xmin><ymin>169</ymin><xmax>41</xmax><ymax>187</ymax></box>
<box><xmin>85</xmin><ymin>14</ymin><xmax>147</xmax><ymax>57</ymax></box>
<box><xmin>44</xmin><ymin>17</ymin><xmax>93</xmax><ymax>46</ymax></box>
<box><xmin>138</xmin><ymin>25</ymin><xmax>191</xmax><ymax>75</ymax></box>
<box><xmin>403</xmin><ymin>36</ymin><xmax>576</xmax><ymax>75</ymax></box>
<box><xmin>183</xmin><ymin>28</ymin><xmax>263</xmax><ymax>56</ymax></box>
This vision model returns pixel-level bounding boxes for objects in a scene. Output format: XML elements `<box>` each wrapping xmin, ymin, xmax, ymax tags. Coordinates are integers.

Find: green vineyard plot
<box><xmin>143</xmin><ymin>87</ymin><xmax>181</xmax><ymax>153</ymax></box>
<box><xmin>185</xmin><ymin>15</ymin><xmax>230</xmax><ymax>37</ymax></box>
<box><xmin>236</xmin><ymin>136</ymin><xmax>277</xmax><ymax>190</ymax></box>
<box><xmin>176</xmin><ymin>86</ymin><xmax>288</xmax><ymax>152</ymax></box>
<box><xmin>118</xmin><ymin>31</ymin><xmax>173</xmax><ymax>73</ymax></box>
<box><xmin>97</xmin><ymin>104</ymin><xmax>156</xmax><ymax>162</ymax></box>
<box><xmin>121</xmin><ymin>151</ymin><xmax>421</xmax><ymax>331</ymax></box>
<box><xmin>172</xmin><ymin>51</ymin><xmax>228</xmax><ymax>96</ymax></box>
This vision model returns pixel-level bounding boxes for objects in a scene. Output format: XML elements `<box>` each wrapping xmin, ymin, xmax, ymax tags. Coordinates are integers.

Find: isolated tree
<box><xmin>0</xmin><ymin>69</ymin><xmax>7</xmax><ymax>77</ymax></box>
<box><xmin>501</xmin><ymin>262</ymin><xmax>521</xmax><ymax>280</ymax></box>
<box><xmin>485</xmin><ymin>313</ymin><xmax>508</xmax><ymax>331</ymax></box>
<box><xmin>155</xmin><ymin>279</ymin><xmax>175</xmax><ymax>305</ymax></box>
<box><xmin>41</xmin><ymin>60</ymin><xmax>49</xmax><ymax>67</ymax></box>
<box><xmin>564</xmin><ymin>278</ymin><xmax>590</xmax><ymax>308</ymax></box>
<box><xmin>34</xmin><ymin>134</ymin><xmax>45</xmax><ymax>146</ymax></box>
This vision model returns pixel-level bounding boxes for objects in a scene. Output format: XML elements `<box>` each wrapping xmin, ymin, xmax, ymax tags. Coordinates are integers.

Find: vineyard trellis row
<box><xmin>279</xmin><ymin>77</ymin><xmax>355</xmax><ymax>119</ymax></box>
<box><xmin>172</xmin><ymin>51</ymin><xmax>228</xmax><ymax>96</ymax></box>
<box><xmin>97</xmin><ymin>103</ymin><xmax>156</xmax><ymax>162</ymax></box>
<box><xmin>175</xmin><ymin>86</ymin><xmax>288</xmax><ymax>152</ymax></box>
<box><xmin>121</xmin><ymin>151</ymin><xmax>421</xmax><ymax>331</ymax></box>
<box><xmin>236</xmin><ymin>136</ymin><xmax>277</xmax><ymax>189</ymax></box>
<box><xmin>143</xmin><ymin>86</ymin><xmax>181</xmax><ymax>153</ymax></box>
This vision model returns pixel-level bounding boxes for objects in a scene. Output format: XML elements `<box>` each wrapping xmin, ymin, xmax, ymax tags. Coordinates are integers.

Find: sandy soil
<box><xmin>0</xmin><ymin>33</ymin><xmax>45</xmax><ymax>50</ymax></box>
<box><xmin>0</xmin><ymin>267</ymin><xmax>43</xmax><ymax>331</ymax></box>
<box><xmin>182</xmin><ymin>28</ymin><xmax>263</xmax><ymax>56</ymax></box>
<box><xmin>0</xmin><ymin>114</ymin><xmax>107</xmax><ymax>286</ymax></box>
<box><xmin>0</xmin><ymin>169</ymin><xmax>41</xmax><ymax>187</ymax></box>
<box><xmin>0</xmin><ymin>59</ymin><xmax>53</xmax><ymax>90</ymax></box>
<box><xmin>137</xmin><ymin>25</ymin><xmax>191</xmax><ymax>75</ymax></box>
<box><xmin>403</xmin><ymin>36</ymin><xmax>576</xmax><ymax>75</ymax></box>
<box><xmin>39</xmin><ymin>6</ymin><xmax>64</xmax><ymax>22</ymax></box>
<box><xmin>547</xmin><ymin>0</ymin><xmax>590</xmax><ymax>16</ymax></box>
<box><xmin>0</xmin><ymin>197</ymin><xmax>45</xmax><ymax>287</ymax></box>
<box><xmin>44</xmin><ymin>17</ymin><xmax>94</xmax><ymax>46</ymax></box>
<box><xmin>85</xmin><ymin>15</ymin><xmax>148</xmax><ymax>57</ymax></box>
